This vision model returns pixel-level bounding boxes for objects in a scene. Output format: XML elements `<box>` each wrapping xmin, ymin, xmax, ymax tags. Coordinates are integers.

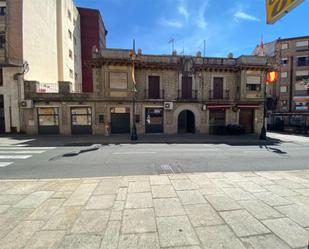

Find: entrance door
<box><xmin>182</xmin><ymin>76</ymin><xmax>192</xmax><ymax>99</ymax></box>
<box><xmin>111</xmin><ymin>108</ymin><xmax>130</xmax><ymax>134</ymax></box>
<box><xmin>209</xmin><ymin>110</ymin><xmax>226</xmax><ymax>134</ymax></box>
<box><xmin>148</xmin><ymin>76</ymin><xmax>160</xmax><ymax>99</ymax></box>
<box><xmin>145</xmin><ymin>108</ymin><xmax>163</xmax><ymax>133</ymax></box>
<box><xmin>239</xmin><ymin>109</ymin><xmax>254</xmax><ymax>133</ymax></box>
<box><xmin>213</xmin><ymin>77</ymin><xmax>223</xmax><ymax>99</ymax></box>
<box><xmin>0</xmin><ymin>95</ymin><xmax>4</xmax><ymax>133</ymax></box>
<box><xmin>71</xmin><ymin>107</ymin><xmax>92</xmax><ymax>135</ymax></box>
<box><xmin>178</xmin><ymin>110</ymin><xmax>195</xmax><ymax>133</ymax></box>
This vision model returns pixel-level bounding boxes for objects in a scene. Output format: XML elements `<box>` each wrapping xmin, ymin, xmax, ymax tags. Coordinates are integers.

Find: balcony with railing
<box><xmin>208</xmin><ymin>90</ymin><xmax>230</xmax><ymax>101</ymax></box>
<box><xmin>177</xmin><ymin>90</ymin><xmax>198</xmax><ymax>101</ymax></box>
<box><xmin>144</xmin><ymin>89</ymin><xmax>165</xmax><ymax>100</ymax></box>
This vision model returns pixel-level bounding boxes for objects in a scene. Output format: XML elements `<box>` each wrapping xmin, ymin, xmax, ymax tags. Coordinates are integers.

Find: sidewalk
<box><xmin>0</xmin><ymin>133</ymin><xmax>281</xmax><ymax>147</ymax></box>
<box><xmin>0</xmin><ymin>170</ymin><xmax>309</xmax><ymax>249</ymax></box>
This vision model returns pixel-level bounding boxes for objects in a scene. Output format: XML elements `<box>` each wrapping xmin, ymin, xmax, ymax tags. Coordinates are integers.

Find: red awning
<box><xmin>238</xmin><ymin>105</ymin><xmax>261</xmax><ymax>109</ymax></box>
<box><xmin>207</xmin><ymin>105</ymin><xmax>231</xmax><ymax>110</ymax></box>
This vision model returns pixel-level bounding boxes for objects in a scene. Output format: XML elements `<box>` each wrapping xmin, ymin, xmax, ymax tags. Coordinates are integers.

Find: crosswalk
<box><xmin>0</xmin><ymin>146</ymin><xmax>55</xmax><ymax>168</ymax></box>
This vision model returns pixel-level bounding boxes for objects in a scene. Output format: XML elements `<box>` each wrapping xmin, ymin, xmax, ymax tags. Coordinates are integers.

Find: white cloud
<box><xmin>160</xmin><ymin>18</ymin><xmax>183</xmax><ymax>28</ymax></box>
<box><xmin>234</xmin><ymin>10</ymin><xmax>260</xmax><ymax>22</ymax></box>
<box><xmin>178</xmin><ymin>5</ymin><xmax>189</xmax><ymax>20</ymax></box>
<box><xmin>196</xmin><ymin>2</ymin><xmax>208</xmax><ymax>29</ymax></box>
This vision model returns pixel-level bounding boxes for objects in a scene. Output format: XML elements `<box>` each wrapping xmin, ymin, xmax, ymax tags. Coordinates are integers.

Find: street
<box><xmin>0</xmin><ymin>133</ymin><xmax>309</xmax><ymax>179</ymax></box>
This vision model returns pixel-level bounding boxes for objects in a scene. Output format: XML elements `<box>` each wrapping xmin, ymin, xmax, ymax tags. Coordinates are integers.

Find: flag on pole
<box><xmin>260</xmin><ymin>35</ymin><xmax>264</xmax><ymax>56</ymax></box>
<box><xmin>130</xmin><ymin>39</ymin><xmax>137</xmax><ymax>85</ymax></box>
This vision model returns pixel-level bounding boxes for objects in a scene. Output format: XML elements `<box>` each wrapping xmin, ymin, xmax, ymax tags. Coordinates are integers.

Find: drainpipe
<box><xmin>13</xmin><ymin>62</ymin><xmax>29</xmax><ymax>133</ymax></box>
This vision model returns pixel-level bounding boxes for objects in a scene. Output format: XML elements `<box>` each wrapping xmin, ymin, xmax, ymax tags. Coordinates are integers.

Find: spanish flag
<box><xmin>267</xmin><ymin>71</ymin><xmax>278</xmax><ymax>84</ymax></box>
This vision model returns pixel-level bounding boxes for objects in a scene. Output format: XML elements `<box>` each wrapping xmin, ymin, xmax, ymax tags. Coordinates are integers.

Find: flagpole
<box><xmin>131</xmin><ymin>39</ymin><xmax>138</xmax><ymax>141</ymax></box>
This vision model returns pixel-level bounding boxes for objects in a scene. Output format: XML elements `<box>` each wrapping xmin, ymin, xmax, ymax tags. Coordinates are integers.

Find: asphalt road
<box><xmin>1</xmin><ymin>133</ymin><xmax>309</xmax><ymax>179</ymax></box>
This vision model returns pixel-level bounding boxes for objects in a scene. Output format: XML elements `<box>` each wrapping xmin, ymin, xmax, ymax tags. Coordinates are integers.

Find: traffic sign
<box><xmin>266</xmin><ymin>0</ymin><xmax>304</xmax><ymax>24</ymax></box>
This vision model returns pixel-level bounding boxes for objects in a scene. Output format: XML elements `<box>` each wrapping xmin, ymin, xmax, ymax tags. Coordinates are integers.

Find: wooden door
<box><xmin>148</xmin><ymin>76</ymin><xmax>160</xmax><ymax>99</ymax></box>
<box><xmin>239</xmin><ymin>109</ymin><xmax>254</xmax><ymax>133</ymax></box>
<box><xmin>182</xmin><ymin>76</ymin><xmax>192</xmax><ymax>99</ymax></box>
<box><xmin>213</xmin><ymin>77</ymin><xmax>223</xmax><ymax>99</ymax></box>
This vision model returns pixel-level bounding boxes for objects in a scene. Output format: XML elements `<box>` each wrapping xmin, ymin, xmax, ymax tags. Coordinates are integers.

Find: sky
<box><xmin>75</xmin><ymin>0</ymin><xmax>309</xmax><ymax>57</ymax></box>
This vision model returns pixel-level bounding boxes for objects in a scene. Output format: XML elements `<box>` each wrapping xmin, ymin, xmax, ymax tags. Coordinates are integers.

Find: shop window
<box><xmin>246</xmin><ymin>84</ymin><xmax>261</xmax><ymax>91</ymax></box>
<box><xmin>38</xmin><ymin>108</ymin><xmax>59</xmax><ymax>126</ymax></box>
<box><xmin>71</xmin><ymin>107</ymin><xmax>92</xmax><ymax>126</ymax></box>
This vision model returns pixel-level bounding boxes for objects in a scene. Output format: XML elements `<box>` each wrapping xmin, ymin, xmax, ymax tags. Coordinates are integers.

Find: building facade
<box><xmin>78</xmin><ymin>7</ymin><xmax>107</xmax><ymax>93</ymax></box>
<box><xmin>0</xmin><ymin>0</ymin><xmax>82</xmax><ymax>133</ymax></box>
<box><xmin>21</xmin><ymin>49</ymin><xmax>270</xmax><ymax>136</ymax></box>
<box><xmin>253</xmin><ymin>36</ymin><xmax>309</xmax><ymax>129</ymax></box>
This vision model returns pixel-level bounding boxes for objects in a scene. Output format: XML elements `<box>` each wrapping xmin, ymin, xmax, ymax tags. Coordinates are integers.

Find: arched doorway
<box><xmin>178</xmin><ymin>110</ymin><xmax>195</xmax><ymax>133</ymax></box>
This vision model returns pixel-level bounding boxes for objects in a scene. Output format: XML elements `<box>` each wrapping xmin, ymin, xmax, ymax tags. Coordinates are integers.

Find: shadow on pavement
<box><xmin>0</xmin><ymin>133</ymin><xmax>282</xmax><ymax>147</ymax></box>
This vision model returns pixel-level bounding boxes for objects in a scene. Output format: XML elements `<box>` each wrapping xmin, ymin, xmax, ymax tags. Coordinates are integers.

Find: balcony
<box><xmin>177</xmin><ymin>90</ymin><xmax>198</xmax><ymax>100</ymax></box>
<box><xmin>208</xmin><ymin>90</ymin><xmax>230</xmax><ymax>100</ymax></box>
<box><xmin>144</xmin><ymin>89</ymin><xmax>165</xmax><ymax>100</ymax></box>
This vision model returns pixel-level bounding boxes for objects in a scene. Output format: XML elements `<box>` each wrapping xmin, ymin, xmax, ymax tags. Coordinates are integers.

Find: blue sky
<box><xmin>75</xmin><ymin>0</ymin><xmax>309</xmax><ymax>57</ymax></box>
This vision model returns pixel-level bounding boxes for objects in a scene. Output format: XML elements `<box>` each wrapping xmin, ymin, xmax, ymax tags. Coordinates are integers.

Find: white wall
<box><xmin>57</xmin><ymin>0</ymin><xmax>82</xmax><ymax>90</ymax></box>
<box><xmin>22</xmin><ymin>0</ymin><xmax>58</xmax><ymax>83</ymax></box>
<box><xmin>0</xmin><ymin>68</ymin><xmax>22</xmax><ymax>132</ymax></box>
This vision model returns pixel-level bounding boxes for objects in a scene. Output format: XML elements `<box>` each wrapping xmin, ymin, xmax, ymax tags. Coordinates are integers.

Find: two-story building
<box><xmin>21</xmin><ymin>48</ymin><xmax>271</xmax><ymax>136</ymax></box>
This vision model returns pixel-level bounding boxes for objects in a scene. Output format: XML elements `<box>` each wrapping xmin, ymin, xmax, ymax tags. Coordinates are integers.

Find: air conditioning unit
<box><xmin>20</xmin><ymin>100</ymin><xmax>33</xmax><ymax>109</ymax></box>
<box><xmin>164</xmin><ymin>102</ymin><xmax>174</xmax><ymax>110</ymax></box>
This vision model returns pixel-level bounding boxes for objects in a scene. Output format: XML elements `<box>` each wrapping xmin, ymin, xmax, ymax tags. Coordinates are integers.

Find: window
<box><xmin>246</xmin><ymin>75</ymin><xmax>261</xmax><ymax>92</ymax></box>
<box><xmin>68</xmin><ymin>10</ymin><xmax>72</xmax><ymax>20</ymax></box>
<box><xmin>281</xmin><ymin>58</ymin><xmax>288</xmax><ymax>65</ymax></box>
<box><xmin>68</xmin><ymin>30</ymin><xmax>72</xmax><ymax>40</ymax></box>
<box><xmin>0</xmin><ymin>32</ymin><xmax>5</xmax><ymax>49</ymax></box>
<box><xmin>296</xmin><ymin>40</ymin><xmax>309</xmax><ymax>47</ymax></box>
<box><xmin>297</xmin><ymin>56</ymin><xmax>309</xmax><ymax>67</ymax></box>
<box><xmin>69</xmin><ymin>49</ymin><xmax>73</xmax><ymax>59</ymax></box>
<box><xmin>74</xmin><ymin>54</ymin><xmax>77</xmax><ymax>62</ymax></box>
<box><xmin>109</xmin><ymin>72</ymin><xmax>128</xmax><ymax>89</ymax></box>
<box><xmin>281</xmin><ymin>72</ymin><xmax>288</xmax><ymax>78</ymax></box>
<box><xmin>75</xmin><ymin>73</ymin><xmax>78</xmax><ymax>81</ymax></box>
<box><xmin>0</xmin><ymin>68</ymin><xmax>3</xmax><ymax>86</ymax></box>
<box><xmin>246</xmin><ymin>84</ymin><xmax>260</xmax><ymax>91</ymax></box>
<box><xmin>69</xmin><ymin>69</ymin><xmax>73</xmax><ymax>78</ymax></box>
<box><xmin>74</xmin><ymin>36</ymin><xmax>77</xmax><ymax>45</ymax></box>
<box><xmin>38</xmin><ymin>108</ymin><xmax>59</xmax><ymax>127</ymax></box>
<box><xmin>281</xmin><ymin>43</ymin><xmax>288</xmax><ymax>50</ymax></box>
<box><xmin>71</xmin><ymin>107</ymin><xmax>92</xmax><ymax>126</ymax></box>
<box><xmin>280</xmin><ymin>86</ymin><xmax>287</xmax><ymax>93</ymax></box>
<box><xmin>0</xmin><ymin>7</ymin><xmax>6</xmax><ymax>16</ymax></box>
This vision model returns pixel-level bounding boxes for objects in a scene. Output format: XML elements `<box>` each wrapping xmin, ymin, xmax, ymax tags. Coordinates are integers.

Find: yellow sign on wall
<box><xmin>266</xmin><ymin>0</ymin><xmax>304</xmax><ymax>24</ymax></box>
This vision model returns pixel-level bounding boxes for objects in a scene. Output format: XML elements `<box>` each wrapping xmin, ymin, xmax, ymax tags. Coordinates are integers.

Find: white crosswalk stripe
<box><xmin>0</xmin><ymin>145</ymin><xmax>55</xmax><ymax>168</ymax></box>
<box><xmin>0</xmin><ymin>162</ymin><xmax>13</xmax><ymax>167</ymax></box>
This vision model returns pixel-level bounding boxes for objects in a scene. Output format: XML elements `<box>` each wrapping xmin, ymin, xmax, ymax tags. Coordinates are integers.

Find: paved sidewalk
<box><xmin>0</xmin><ymin>170</ymin><xmax>309</xmax><ymax>249</ymax></box>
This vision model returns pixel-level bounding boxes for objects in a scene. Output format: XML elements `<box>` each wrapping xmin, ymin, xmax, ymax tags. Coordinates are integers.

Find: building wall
<box><xmin>0</xmin><ymin>67</ymin><xmax>22</xmax><ymax>132</ymax></box>
<box><xmin>23</xmin><ymin>0</ymin><xmax>58</xmax><ymax>83</ymax></box>
<box><xmin>78</xmin><ymin>7</ymin><xmax>106</xmax><ymax>92</ymax></box>
<box><xmin>57</xmin><ymin>0</ymin><xmax>82</xmax><ymax>90</ymax></box>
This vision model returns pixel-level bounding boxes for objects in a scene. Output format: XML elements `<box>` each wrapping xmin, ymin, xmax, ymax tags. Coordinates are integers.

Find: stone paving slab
<box><xmin>0</xmin><ymin>170</ymin><xmax>309</xmax><ymax>249</ymax></box>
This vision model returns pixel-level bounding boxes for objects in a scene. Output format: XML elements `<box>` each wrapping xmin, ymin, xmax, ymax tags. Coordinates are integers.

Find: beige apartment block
<box><xmin>21</xmin><ymin>49</ymin><xmax>270</xmax><ymax>136</ymax></box>
<box><xmin>0</xmin><ymin>0</ymin><xmax>82</xmax><ymax>133</ymax></box>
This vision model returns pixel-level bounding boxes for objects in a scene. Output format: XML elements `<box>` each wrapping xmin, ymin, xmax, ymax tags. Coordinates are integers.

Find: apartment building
<box><xmin>78</xmin><ymin>7</ymin><xmax>107</xmax><ymax>93</ymax></box>
<box><xmin>253</xmin><ymin>36</ymin><xmax>309</xmax><ymax>129</ymax></box>
<box><xmin>21</xmin><ymin>49</ymin><xmax>270</xmax><ymax>136</ymax></box>
<box><xmin>0</xmin><ymin>0</ymin><xmax>82</xmax><ymax>133</ymax></box>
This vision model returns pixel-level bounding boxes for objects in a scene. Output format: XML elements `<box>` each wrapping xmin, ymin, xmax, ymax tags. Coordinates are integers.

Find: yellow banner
<box><xmin>266</xmin><ymin>0</ymin><xmax>304</xmax><ymax>24</ymax></box>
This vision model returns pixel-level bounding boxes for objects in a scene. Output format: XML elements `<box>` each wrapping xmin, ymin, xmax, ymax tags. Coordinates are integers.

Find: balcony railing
<box><xmin>177</xmin><ymin>90</ymin><xmax>198</xmax><ymax>100</ymax></box>
<box><xmin>144</xmin><ymin>89</ymin><xmax>165</xmax><ymax>99</ymax></box>
<box><xmin>208</xmin><ymin>90</ymin><xmax>230</xmax><ymax>100</ymax></box>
